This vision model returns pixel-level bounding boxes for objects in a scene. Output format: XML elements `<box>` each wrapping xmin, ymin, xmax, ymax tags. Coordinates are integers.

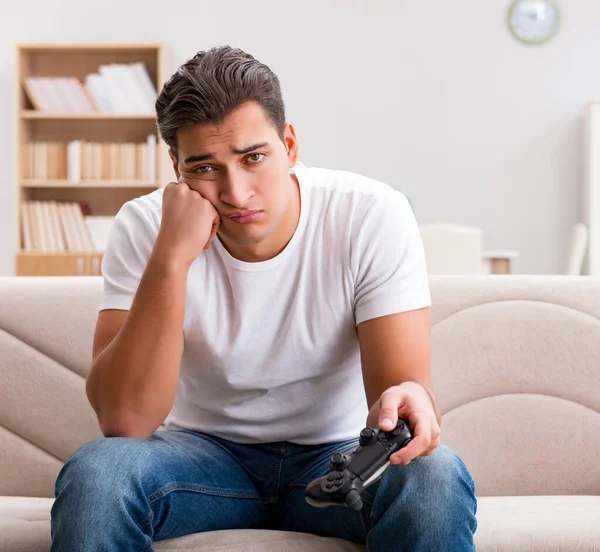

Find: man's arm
<box><xmin>357</xmin><ymin>306</ymin><xmax>442</xmax><ymax>463</ymax></box>
<box><xmin>87</xmin><ymin>182</ymin><xmax>220</xmax><ymax>440</ymax></box>
<box><xmin>86</xmin><ymin>251</ymin><xmax>188</xmax><ymax>440</ymax></box>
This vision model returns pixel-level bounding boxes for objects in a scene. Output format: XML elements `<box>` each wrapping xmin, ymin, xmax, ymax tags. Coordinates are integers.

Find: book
<box><xmin>24</xmin><ymin>62</ymin><xmax>157</xmax><ymax>114</ymax></box>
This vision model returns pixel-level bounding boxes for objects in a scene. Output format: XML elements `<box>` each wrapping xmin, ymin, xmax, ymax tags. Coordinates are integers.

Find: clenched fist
<box><xmin>154</xmin><ymin>180</ymin><xmax>221</xmax><ymax>268</ymax></box>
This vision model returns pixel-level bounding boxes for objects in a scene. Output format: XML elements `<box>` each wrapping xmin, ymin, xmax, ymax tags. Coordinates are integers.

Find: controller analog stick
<box><xmin>359</xmin><ymin>427</ymin><xmax>375</xmax><ymax>445</ymax></box>
<box><xmin>331</xmin><ymin>452</ymin><xmax>349</xmax><ymax>471</ymax></box>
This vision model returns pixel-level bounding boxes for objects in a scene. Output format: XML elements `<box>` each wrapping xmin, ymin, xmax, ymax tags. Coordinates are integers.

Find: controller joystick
<box><xmin>330</xmin><ymin>452</ymin><xmax>350</xmax><ymax>471</ymax></box>
<box><xmin>305</xmin><ymin>418</ymin><xmax>413</xmax><ymax>510</ymax></box>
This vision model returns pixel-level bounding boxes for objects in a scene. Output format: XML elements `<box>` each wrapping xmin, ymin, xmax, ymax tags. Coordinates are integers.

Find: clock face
<box><xmin>508</xmin><ymin>0</ymin><xmax>560</xmax><ymax>45</ymax></box>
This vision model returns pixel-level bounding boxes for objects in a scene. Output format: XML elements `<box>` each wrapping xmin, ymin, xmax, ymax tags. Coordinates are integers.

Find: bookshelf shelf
<box><xmin>16</xmin><ymin>42</ymin><xmax>168</xmax><ymax>276</ymax></box>
<box><xmin>16</xmin><ymin>251</ymin><xmax>104</xmax><ymax>276</ymax></box>
<box><xmin>18</xmin><ymin>42</ymin><xmax>162</xmax><ymax>50</ymax></box>
<box><xmin>18</xmin><ymin>250</ymin><xmax>100</xmax><ymax>255</ymax></box>
<box><xmin>21</xmin><ymin>111</ymin><xmax>156</xmax><ymax>120</ymax></box>
<box><xmin>21</xmin><ymin>179</ymin><xmax>160</xmax><ymax>188</ymax></box>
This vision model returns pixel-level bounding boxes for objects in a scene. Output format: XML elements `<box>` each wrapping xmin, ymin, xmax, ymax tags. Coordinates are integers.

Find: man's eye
<box><xmin>192</xmin><ymin>165</ymin><xmax>214</xmax><ymax>173</ymax></box>
<box><xmin>247</xmin><ymin>153</ymin><xmax>265</xmax><ymax>163</ymax></box>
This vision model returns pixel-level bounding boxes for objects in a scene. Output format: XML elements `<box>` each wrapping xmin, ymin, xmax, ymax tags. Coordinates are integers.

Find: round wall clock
<box><xmin>508</xmin><ymin>0</ymin><xmax>561</xmax><ymax>45</ymax></box>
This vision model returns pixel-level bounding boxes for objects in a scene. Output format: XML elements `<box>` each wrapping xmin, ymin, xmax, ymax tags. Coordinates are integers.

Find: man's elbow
<box><xmin>97</xmin><ymin>412</ymin><xmax>156</xmax><ymax>440</ymax></box>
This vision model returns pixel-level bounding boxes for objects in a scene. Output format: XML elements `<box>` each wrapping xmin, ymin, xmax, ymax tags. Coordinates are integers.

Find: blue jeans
<box><xmin>50</xmin><ymin>429</ymin><xmax>477</xmax><ymax>551</ymax></box>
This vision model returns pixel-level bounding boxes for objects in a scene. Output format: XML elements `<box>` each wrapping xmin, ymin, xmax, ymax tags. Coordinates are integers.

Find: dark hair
<box><xmin>156</xmin><ymin>46</ymin><xmax>286</xmax><ymax>155</ymax></box>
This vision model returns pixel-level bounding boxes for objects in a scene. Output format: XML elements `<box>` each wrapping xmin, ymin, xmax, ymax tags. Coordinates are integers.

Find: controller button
<box><xmin>326</xmin><ymin>482</ymin><xmax>334</xmax><ymax>489</ymax></box>
<box><xmin>327</xmin><ymin>474</ymin><xmax>335</xmax><ymax>481</ymax></box>
<box><xmin>393</xmin><ymin>427</ymin><xmax>403</xmax><ymax>436</ymax></box>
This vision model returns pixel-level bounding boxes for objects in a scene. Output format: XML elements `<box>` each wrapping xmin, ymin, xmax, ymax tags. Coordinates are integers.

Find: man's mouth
<box><xmin>225</xmin><ymin>210</ymin><xmax>263</xmax><ymax>224</ymax></box>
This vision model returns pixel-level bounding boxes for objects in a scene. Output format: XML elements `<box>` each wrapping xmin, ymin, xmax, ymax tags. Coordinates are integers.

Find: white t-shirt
<box><xmin>99</xmin><ymin>165</ymin><xmax>431</xmax><ymax>445</ymax></box>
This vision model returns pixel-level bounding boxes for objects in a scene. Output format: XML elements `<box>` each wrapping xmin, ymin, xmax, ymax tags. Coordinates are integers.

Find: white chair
<box><xmin>564</xmin><ymin>223</ymin><xmax>588</xmax><ymax>275</ymax></box>
<box><xmin>419</xmin><ymin>222</ymin><xmax>484</xmax><ymax>275</ymax></box>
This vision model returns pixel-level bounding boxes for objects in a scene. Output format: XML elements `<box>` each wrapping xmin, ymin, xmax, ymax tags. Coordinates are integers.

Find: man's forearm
<box><xmin>87</xmin><ymin>251</ymin><xmax>188</xmax><ymax>439</ymax></box>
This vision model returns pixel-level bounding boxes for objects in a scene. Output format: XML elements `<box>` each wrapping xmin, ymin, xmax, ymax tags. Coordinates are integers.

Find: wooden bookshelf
<box><xmin>15</xmin><ymin>42</ymin><xmax>169</xmax><ymax>276</ymax></box>
<box><xmin>21</xmin><ymin>179</ymin><xmax>159</xmax><ymax>188</ymax></box>
<box><xmin>21</xmin><ymin>111</ymin><xmax>158</xmax><ymax>120</ymax></box>
<box><xmin>16</xmin><ymin>252</ymin><xmax>104</xmax><ymax>276</ymax></box>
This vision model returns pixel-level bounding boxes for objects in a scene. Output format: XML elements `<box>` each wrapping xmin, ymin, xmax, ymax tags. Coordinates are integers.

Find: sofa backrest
<box><xmin>0</xmin><ymin>275</ymin><xmax>599</xmax><ymax>498</ymax></box>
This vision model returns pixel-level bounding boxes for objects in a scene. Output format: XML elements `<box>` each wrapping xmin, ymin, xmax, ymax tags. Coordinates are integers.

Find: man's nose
<box><xmin>220</xmin><ymin>174</ymin><xmax>253</xmax><ymax>208</ymax></box>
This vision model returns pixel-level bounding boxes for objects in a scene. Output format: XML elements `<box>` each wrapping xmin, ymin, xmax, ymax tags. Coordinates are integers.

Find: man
<box><xmin>51</xmin><ymin>46</ymin><xmax>477</xmax><ymax>551</ymax></box>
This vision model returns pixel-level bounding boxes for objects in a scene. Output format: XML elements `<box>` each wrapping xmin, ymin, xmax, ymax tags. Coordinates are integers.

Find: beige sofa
<box><xmin>1</xmin><ymin>275</ymin><xmax>599</xmax><ymax>552</ymax></box>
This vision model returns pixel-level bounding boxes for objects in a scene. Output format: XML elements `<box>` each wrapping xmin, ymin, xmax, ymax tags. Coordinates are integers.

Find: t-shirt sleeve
<box><xmin>353</xmin><ymin>190</ymin><xmax>431</xmax><ymax>325</ymax></box>
<box><xmin>98</xmin><ymin>200</ymin><xmax>159</xmax><ymax>312</ymax></box>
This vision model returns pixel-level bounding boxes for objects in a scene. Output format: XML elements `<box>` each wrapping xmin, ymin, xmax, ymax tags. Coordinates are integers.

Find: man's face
<box><xmin>171</xmin><ymin>102</ymin><xmax>299</xmax><ymax>261</ymax></box>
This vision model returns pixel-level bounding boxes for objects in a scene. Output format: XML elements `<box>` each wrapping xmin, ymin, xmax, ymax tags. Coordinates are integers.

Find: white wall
<box><xmin>1</xmin><ymin>0</ymin><xmax>599</xmax><ymax>275</ymax></box>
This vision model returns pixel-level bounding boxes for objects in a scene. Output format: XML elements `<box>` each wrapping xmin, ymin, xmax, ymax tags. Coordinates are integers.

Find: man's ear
<box><xmin>169</xmin><ymin>148</ymin><xmax>180</xmax><ymax>180</ymax></box>
<box><xmin>283</xmin><ymin>123</ymin><xmax>299</xmax><ymax>167</ymax></box>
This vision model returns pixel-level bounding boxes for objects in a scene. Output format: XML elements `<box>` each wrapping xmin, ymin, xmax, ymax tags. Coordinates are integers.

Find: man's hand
<box><xmin>155</xmin><ymin>179</ymin><xmax>220</xmax><ymax>267</ymax></box>
<box><xmin>366</xmin><ymin>381</ymin><xmax>441</xmax><ymax>465</ymax></box>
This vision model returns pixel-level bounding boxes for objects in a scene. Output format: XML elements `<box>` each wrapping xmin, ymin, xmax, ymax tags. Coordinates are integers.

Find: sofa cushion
<box><xmin>0</xmin><ymin>497</ymin><xmax>364</xmax><ymax>552</ymax></box>
<box><xmin>153</xmin><ymin>529</ymin><xmax>365</xmax><ymax>551</ymax></box>
<box><xmin>0</xmin><ymin>497</ymin><xmax>54</xmax><ymax>552</ymax></box>
<box><xmin>2</xmin><ymin>495</ymin><xmax>600</xmax><ymax>551</ymax></box>
<box><xmin>475</xmin><ymin>495</ymin><xmax>600</xmax><ymax>551</ymax></box>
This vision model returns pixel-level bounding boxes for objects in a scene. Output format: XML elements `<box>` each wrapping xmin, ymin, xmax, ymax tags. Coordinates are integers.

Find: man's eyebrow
<box><xmin>183</xmin><ymin>152</ymin><xmax>215</xmax><ymax>165</ymax></box>
<box><xmin>232</xmin><ymin>142</ymin><xmax>269</xmax><ymax>155</ymax></box>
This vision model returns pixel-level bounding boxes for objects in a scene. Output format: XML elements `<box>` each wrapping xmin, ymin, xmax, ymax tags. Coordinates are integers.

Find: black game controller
<box><xmin>305</xmin><ymin>418</ymin><xmax>413</xmax><ymax>510</ymax></box>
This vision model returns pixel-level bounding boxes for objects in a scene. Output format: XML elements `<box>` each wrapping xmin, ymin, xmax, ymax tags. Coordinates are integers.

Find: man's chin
<box><xmin>218</xmin><ymin>229</ymin><xmax>267</xmax><ymax>248</ymax></box>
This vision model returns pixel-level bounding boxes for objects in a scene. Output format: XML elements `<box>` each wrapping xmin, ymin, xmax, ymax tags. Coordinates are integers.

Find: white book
<box><xmin>67</xmin><ymin>78</ymin><xmax>95</xmax><ymax>113</ymax></box>
<box><xmin>48</xmin><ymin>201</ymin><xmax>66</xmax><ymax>251</ymax></box>
<box><xmin>45</xmin><ymin>78</ymin><xmax>71</xmax><ymax>112</ymax></box>
<box><xmin>128</xmin><ymin>62</ymin><xmax>157</xmax><ymax>112</ymax></box>
<box><xmin>98</xmin><ymin>64</ymin><xmax>132</xmax><ymax>113</ymax></box>
<box><xmin>21</xmin><ymin>202</ymin><xmax>33</xmax><ymax>251</ymax></box>
<box><xmin>117</xmin><ymin>64</ymin><xmax>151</xmax><ymax>113</ymax></box>
<box><xmin>63</xmin><ymin>202</ymin><xmax>84</xmax><ymax>252</ymax></box>
<box><xmin>92</xmin><ymin>143</ymin><xmax>102</xmax><ymax>180</ymax></box>
<box><xmin>85</xmin><ymin>74</ymin><xmax>114</xmax><ymax>112</ymax></box>
<box><xmin>147</xmin><ymin>134</ymin><xmax>157</xmax><ymax>182</ymax></box>
<box><xmin>41</xmin><ymin>202</ymin><xmax>57</xmax><ymax>251</ymax></box>
<box><xmin>33</xmin><ymin>201</ymin><xmax>49</xmax><ymax>252</ymax></box>
<box><xmin>139</xmin><ymin>142</ymin><xmax>148</xmax><ymax>180</ymax></box>
<box><xmin>57</xmin><ymin>203</ymin><xmax>77</xmax><ymax>252</ymax></box>
<box><xmin>49</xmin><ymin>202</ymin><xmax>64</xmax><ymax>251</ymax></box>
<box><xmin>52</xmin><ymin>78</ymin><xmax>78</xmax><ymax>113</ymax></box>
<box><xmin>26</xmin><ymin>143</ymin><xmax>33</xmax><ymax>179</ymax></box>
<box><xmin>31</xmin><ymin>78</ymin><xmax>61</xmax><ymax>111</ymax></box>
<box><xmin>71</xmin><ymin>203</ymin><xmax>94</xmax><ymax>251</ymax></box>
<box><xmin>27</xmin><ymin>202</ymin><xmax>40</xmax><ymax>250</ymax></box>
<box><xmin>37</xmin><ymin>142</ymin><xmax>47</xmax><ymax>180</ymax></box>
<box><xmin>67</xmin><ymin>140</ymin><xmax>82</xmax><ymax>183</ymax></box>
<box><xmin>24</xmin><ymin>77</ymin><xmax>53</xmax><ymax>111</ymax></box>
<box><xmin>30</xmin><ymin>143</ymin><xmax>37</xmax><ymax>179</ymax></box>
